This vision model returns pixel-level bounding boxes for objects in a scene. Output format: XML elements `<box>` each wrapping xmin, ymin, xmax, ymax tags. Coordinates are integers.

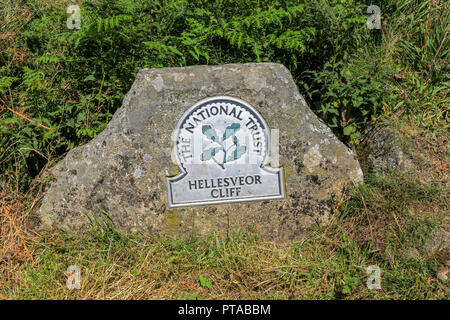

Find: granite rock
<box><xmin>358</xmin><ymin>124</ymin><xmax>412</xmax><ymax>173</ymax></box>
<box><xmin>37</xmin><ymin>63</ymin><xmax>363</xmax><ymax>242</ymax></box>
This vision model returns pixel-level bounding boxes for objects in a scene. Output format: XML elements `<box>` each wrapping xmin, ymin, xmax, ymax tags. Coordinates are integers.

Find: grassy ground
<box><xmin>0</xmin><ymin>0</ymin><xmax>449</xmax><ymax>299</ymax></box>
<box><xmin>1</xmin><ymin>155</ymin><xmax>448</xmax><ymax>299</ymax></box>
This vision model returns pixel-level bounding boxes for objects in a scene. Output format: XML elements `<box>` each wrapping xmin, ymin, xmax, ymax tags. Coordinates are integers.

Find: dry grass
<box><xmin>0</xmin><ymin>192</ymin><xmax>33</xmax><ymax>264</ymax></box>
<box><xmin>0</xmin><ymin>0</ymin><xmax>448</xmax><ymax>300</ymax></box>
<box><xmin>0</xmin><ymin>164</ymin><xmax>448</xmax><ymax>300</ymax></box>
<box><xmin>0</xmin><ymin>113</ymin><xmax>448</xmax><ymax>300</ymax></box>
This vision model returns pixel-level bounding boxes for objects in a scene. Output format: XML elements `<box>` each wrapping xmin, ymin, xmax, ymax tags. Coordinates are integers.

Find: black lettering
<box><xmin>220</xmin><ymin>104</ymin><xmax>228</xmax><ymax>115</ymax></box>
<box><xmin>245</xmin><ymin>117</ymin><xmax>256</xmax><ymax>127</ymax></box>
<box><xmin>236</xmin><ymin>109</ymin><xmax>243</xmax><ymax>120</ymax></box>
<box><xmin>189</xmin><ymin>180</ymin><xmax>197</xmax><ymax>190</ymax></box>
<box><xmin>184</xmin><ymin>116</ymin><xmax>202</xmax><ymax>134</ymax></box>
<box><xmin>197</xmin><ymin>110</ymin><xmax>207</xmax><ymax>120</ymax></box>
<box><xmin>229</xmin><ymin>107</ymin><xmax>237</xmax><ymax>118</ymax></box>
<box><xmin>185</xmin><ymin>122</ymin><xmax>195</xmax><ymax>134</ymax></box>
<box><xmin>210</xmin><ymin>106</ymin><xmax>218</xmax><ymax>115</ymax></box>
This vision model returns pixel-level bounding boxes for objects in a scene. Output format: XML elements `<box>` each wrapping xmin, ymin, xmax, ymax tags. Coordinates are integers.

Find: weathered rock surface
<box><xmin>358</xmin><ymin>124</ymin><xmax>412</xmax><ymax>173</ymax></box>
<box><xmin>424</xmin><ymin>226</ymin><xmax>450</xmax><ymax>256</ymax></box>
<box><xmin>37</xmin><ymin>63</ymin><xmax>363</xmax><ymax>242</ymax></box>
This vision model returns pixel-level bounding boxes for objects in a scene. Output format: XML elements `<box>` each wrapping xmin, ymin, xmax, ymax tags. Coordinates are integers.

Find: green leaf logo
<box><xmin>223</xmin><ymin>123</ymin><xmax>240</xmax><ymax>140</ymax></box>
<box><xmin>226</xmin><ymin>145</ymin><xmax>247</xmax><ymax>162</ymax></box>
<box><xmin>200</xmin><ymin>147</ymin><xmax>221</xmax><ymax>161</ymax></box>
<box><xmin>202</xmin><ymin>125</ymin><xmax>219</xmax><ymax>142</ymax></box>
<box><xmin>201</xmin><ymin>123</ymin><xmax>247</xmax><ymax>169</ymax></box>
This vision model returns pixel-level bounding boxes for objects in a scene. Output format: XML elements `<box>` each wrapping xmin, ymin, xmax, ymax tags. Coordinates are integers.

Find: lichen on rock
<box><xmin>37</xmin><ymin>63</ymin><xmax>363</xmax><ymax>243</ymax></box>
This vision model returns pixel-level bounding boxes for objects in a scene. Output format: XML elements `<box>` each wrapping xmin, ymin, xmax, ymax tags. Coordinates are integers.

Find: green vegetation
<box><xmin>1</xmin><ymin>171</ymin><xmax>448</xmax><ymax>299</ymax></box>
<box><xmin>0</xmin><ymin>0</ymin><xmax>448</xmax><ymax>299</ymax></box>
<box><xmin>1</xmin><ymin>0</ymin><xmax>447</xmax><ymax>188</ymax></box>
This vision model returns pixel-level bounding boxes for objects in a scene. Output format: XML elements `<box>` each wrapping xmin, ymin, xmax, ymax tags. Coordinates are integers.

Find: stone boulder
<box><xmin>37</xmin><ymin>63</ymin><xmax>363</xmax><ymax>242</ymax></box>
<box><xmin>358</xmin><ymin>124</ymin><xmax>412</xmax><ymax>173</ymax></box>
